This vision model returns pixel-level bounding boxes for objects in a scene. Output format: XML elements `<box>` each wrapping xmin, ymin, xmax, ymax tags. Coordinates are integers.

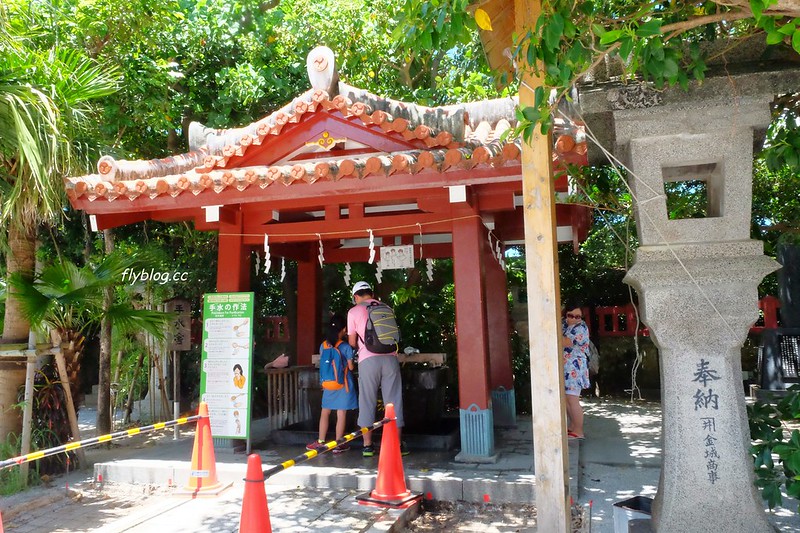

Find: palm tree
<box><xmin>0</xmin><ymin>4</ymin><xmax>120</xmax><ymax>441</ymax></box>
<box><xmin>7</xmin><ymin>253</ymin><xmax>169</xmax><ymax>452</ymax></box>
<box><xmin>0</xmin><ymin>7</ymin><xmax>120</xmax><ymax>341</ymax></box>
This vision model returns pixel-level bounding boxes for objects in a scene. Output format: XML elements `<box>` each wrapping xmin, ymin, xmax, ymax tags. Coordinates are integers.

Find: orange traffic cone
<box><xmin>356</xmin><ymin>403</ymin><xmax>421</xmax><ymax>508</ymax></box>
<box><xmin>238</xmin><ymin>454</ymin><xmax>272</xmax><ymax>533</ymax></box>
<box><xmin>181</xmin><ymin>402</ymin><xmax>223</xmax><ymax>496</ymax></box>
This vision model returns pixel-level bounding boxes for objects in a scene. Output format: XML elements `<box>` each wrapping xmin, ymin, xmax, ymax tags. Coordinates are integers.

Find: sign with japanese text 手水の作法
<box><xmin>199</xmin><ymin>292</ymin><xmax>254</xmax><ymax>439</ymax></box>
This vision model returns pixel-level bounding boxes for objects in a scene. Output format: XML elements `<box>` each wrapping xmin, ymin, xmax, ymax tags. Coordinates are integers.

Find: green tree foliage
<box><xmin>1</xmin><ymin>4</ymin><xmax>121</xmax><ymax>224</ymax></box>
<box><xmin>753</xmin><ymin>157</ymin><xmax>800</xmax><ymax>250</ymax></box>
<box><xmin>7</xmin><ymin>253</ymin><xmax>169</xmax><ymax>340</ymax></box>
<box><xmin>1</xmin><ymin>2</ymin><xmax>120</xmax><ymax>344</ymax></box>
<box><xmin>749</xmin><ymin>387</ymin><xmax>800</xmax><ymax>510</ymax></box>
<box><xmin>395</xmin><ymin>0</ymin><xmax>799</xmax><ymax>165</ymax></box>
<box><xmin>752</xmin><ymin>158</ymin><xmax>800</xmax><ymax>296</ymax></box>
<box><xmin>513</xmin><ymin>0</ymin><xmax>800</xmax><ymax>161</ymax></box>
<box><xmin>17</xmin><ymin>0</ymin><xmax>503</xmax><ymax>162</ymax></box>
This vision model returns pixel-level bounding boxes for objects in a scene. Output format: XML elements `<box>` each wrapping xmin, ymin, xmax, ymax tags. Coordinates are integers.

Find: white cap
<box><xmin>352</xmin><ymin>281</ymin><xmax>372</xmax><ymax>296</ymax></box>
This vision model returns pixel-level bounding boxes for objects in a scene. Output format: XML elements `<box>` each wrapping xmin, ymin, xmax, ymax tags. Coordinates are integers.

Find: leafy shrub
<box><xmin>749</xmin><ymin>385</ymin><xmax>800</xmax><ymax>509</ymax></box>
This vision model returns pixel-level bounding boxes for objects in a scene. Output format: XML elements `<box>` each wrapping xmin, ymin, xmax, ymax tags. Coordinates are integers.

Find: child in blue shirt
<box><xmin>307</xmin><ymin>314</ymin><xmax>357</xmax><ymax>454</ymax></box>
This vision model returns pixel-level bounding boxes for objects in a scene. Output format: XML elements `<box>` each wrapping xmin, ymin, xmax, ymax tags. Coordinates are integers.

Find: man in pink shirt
<box><xmin>347</xmin><ymin>281</ymin><xmax>407</xmax><ymax>457</ymax></box>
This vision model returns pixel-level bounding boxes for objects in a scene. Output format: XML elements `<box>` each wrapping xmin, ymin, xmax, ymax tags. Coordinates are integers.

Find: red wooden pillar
<box><xmin>453</xmin><ymin>214</ymin><xmax>495</xmax><ymax>460</ymax></box>
<box><xmin>484</xmin><ymin>241</ymin><xmax>514</xmax><ymax>388</ymax></box>
<box><xmin>295</xmin><ymin>254</ymin><xmax>321</xmax><ymax>366</ymax></box>
<box><xmin>216</xmin><ymin>209</ymin><xmax>250</xmax><ymax>292</ymax></box>
<box><xmin>484</xmin><ymin>235</ymin><xmax>517</xmax><ymax>427</ymax></box>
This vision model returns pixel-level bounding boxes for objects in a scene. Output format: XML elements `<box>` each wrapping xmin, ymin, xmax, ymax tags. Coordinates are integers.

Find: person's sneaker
<box><xmin>306</xmin><ymin>440</ymin><xmax>325</xmax><ymax>451</ymax></box>
<box><xmin>332</xmin><ymin>443</ymin><xmax>350</xmax><ymax>455</ymax></box>
<box><xmin>400</xmin><ymin>441</ymin><xmax>410</xmax><ymax>456</ymax></box>
<box><xmin>362</xmin><ymin>444</ymin><xmax>375</xmax><ymax>457</ymax></box>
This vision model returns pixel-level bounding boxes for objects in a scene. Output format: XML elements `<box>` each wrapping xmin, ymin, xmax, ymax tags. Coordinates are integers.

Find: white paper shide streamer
<box><xmin>487</xmin><ymin>231</ymin><xmax>506</xmax><ymax>271</ymax></box>
<box><xmin>254</xmin><ymin>251</ymin><xmax>261</xmax><ymax>273</ymax></box>
<box><xmin>368</xmin><ymin>229</ymin><xmax>376</xmax><ymax>264</ymax></box>
<box><xmin>417</xmin><ymin>222</ymin><xmax>423</xmax><ymax>261</ymax></box>
<box><xmin>280</xmin><ymin>257</ymin><xmax>286</xmax><ymax>282</ymax></box>
<box><xmin>495</xmin><ymin>239</ymin><xmax>506</xmax><ymax>271</ymax></box>
<box><xmin>344</xmin><ymin>263</ymin><xmax>351</xmax><ymax>287</ymax></box>
<box><xmin>263</xmin><ymin>234</ymin><xmax>271</xmax><ymax>273</ymax></box>
<box><xmin>317</xmin><ymin>233</ymin><xmax>325</xmax><ymax>268</ymax></box>
<box><xmin>375</xmin><ymin>260</ymin><xmax>383</xmax><ymax>284</ymax></box>
<box><xmin>426</xmin><ymin>258</ymin><xmax>434</xmax><ymax>282</ymax></box>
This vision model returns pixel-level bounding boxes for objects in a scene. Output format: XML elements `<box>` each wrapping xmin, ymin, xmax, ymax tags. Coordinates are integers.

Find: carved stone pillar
<box><xmin>625</xmin><ymin>244</ymin><xmax>776</xmax><ymax>531</ymax></box>
<box><xmin>611</xmin><ymin>87</ymin><xmax>779</xmax><ymax>531</ymax></box>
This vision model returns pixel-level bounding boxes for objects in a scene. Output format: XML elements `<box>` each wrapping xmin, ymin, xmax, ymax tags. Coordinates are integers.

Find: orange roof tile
<box><xmin>67</xmin><ymin>84</ymin><xmax>588</xmax><ymax>205</ymax></box>
<box><xmin>66</xmin><ymin>141</ymin><xmax>524</xmax><ymax>203</ymax></box>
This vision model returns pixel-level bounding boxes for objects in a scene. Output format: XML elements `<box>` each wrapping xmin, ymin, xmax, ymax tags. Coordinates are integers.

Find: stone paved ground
<box><xmin>4</xmin><ymin>398</ymin><xmax>799</xmax><ymax>532</ymax></box>
<box><xmin>2</xmin><ymin>481</ymin><xmax>387</xmax><ymax>533</ymax></box>
<box><xmin>2</xmin><ymin>483</ymin><xmax>170</xmax><ymax>533</ymax></box>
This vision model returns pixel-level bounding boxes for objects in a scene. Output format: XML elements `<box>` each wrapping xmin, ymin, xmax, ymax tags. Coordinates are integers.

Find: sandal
<box><xmin>567</xmin><ymin>431</ymin><xmax>585</xmax><ymax>440</ymax></box>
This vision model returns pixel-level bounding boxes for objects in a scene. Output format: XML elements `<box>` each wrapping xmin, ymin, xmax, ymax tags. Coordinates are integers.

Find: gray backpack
<box><xmin>360</xmin><ymin>301</ymin><xmax>400</xmax><ymax>354</ymax></box>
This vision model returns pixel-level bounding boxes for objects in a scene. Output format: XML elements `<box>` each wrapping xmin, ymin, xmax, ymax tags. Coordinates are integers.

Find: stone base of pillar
<box><xmin>454</xmin><ymin>404</ymin><xmax>498</xmax><ymax>463</ymax></box>
<box><xmin>491</xmin><ymin>386</ymin><xmax>517</xmax><ymax>428</ymax></box>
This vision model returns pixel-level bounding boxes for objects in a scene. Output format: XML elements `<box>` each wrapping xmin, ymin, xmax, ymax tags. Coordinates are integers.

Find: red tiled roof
<box><xmin>66</xmin><ymin>86</ymin><xmax>586</xmax><ymax>204</ymax></box>
<box><xmin>67</xmin><ymin>141</ymin><xmax>523</xmax><ymax>203</ymax></box>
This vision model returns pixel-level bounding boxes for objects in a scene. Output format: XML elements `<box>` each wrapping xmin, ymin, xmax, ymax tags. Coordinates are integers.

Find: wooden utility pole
<box><xmin>514</xmin><ymin>0</ymin><xmax>571</xmax><ymax>530</ymax></box>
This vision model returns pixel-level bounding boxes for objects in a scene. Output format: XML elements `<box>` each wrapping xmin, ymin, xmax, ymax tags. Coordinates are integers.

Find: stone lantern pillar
<box><xmin>610</xmin><ymin>86</ymin><xmax>779</xmax><ymax>531</ymax></box>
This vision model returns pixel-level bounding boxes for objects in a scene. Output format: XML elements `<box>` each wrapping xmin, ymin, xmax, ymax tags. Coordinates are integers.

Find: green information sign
<box><xmin>199</xmin><ymin>292</ymin><xmax>254</xmax><ymax>440</ymax></box>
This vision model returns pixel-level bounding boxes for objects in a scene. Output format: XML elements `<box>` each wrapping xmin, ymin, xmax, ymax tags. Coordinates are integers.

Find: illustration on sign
<box><xmin>380</xmin><ymin>245</ymin><xmax>414</xmax><ymax>270</ymax></box>
<box><xmin>199</xmin><ymin>292</ymin><xmax>254</xmax><ymax>439</ymax></box>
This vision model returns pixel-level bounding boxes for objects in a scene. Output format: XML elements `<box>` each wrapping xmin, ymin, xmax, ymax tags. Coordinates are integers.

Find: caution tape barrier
<box><xmin>263</xmin><ymin>417</ymin><xmax>392</xmax><ymax>480</ymax></box>
<box><xmin>0</xmin><ymin>415</ymin><xmax>202</xmax><ymax>470</ymax></box>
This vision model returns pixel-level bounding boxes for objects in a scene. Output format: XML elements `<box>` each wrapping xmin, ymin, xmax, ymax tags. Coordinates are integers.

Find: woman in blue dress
<box><xmin>307</xmin><ymin>314</ymin><xmax>358</xmax><ymax>454</ymax></box>
<box><xmin>562</xmin><ymin>300</ymin><xmax>590</xmax><ymax>439</ymax></box>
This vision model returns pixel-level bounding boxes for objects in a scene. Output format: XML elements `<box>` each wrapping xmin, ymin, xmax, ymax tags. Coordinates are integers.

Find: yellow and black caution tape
<box><xmin>263</xmin><ymin>417</ymin><xmax>392</xmax><ymax>480</ymax></box>
<box><xmin>0</xmin><ymin>414</ymin><xmax>201</xmax><ymax>470</ymax></box>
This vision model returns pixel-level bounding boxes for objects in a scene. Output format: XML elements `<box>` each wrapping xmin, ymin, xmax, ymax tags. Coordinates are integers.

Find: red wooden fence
<box><xmin>593</xmin><ymin>296</ymin><xmax>781</xmax><ymax>338</ymax></box>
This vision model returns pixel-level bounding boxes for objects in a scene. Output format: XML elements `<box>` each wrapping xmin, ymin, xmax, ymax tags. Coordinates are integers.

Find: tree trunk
<box><xmin>2</xmin><ymin>223</ymin><xmax>36</xmax><ymax>342</ymax></box>
<box><xmin>124</xmin><ymin>347</ymin><xmax>146</xmax><ymax>424</ymax></box>
<box><xmin>97</xmin><ymin>229</ymin><xmax>115</xmax><ymax>435</ymax></box>
<box><xmin>54</xmin><ymin>346</ymin><xmax>86</xmax><ymax>468</ymax></box>
<box><xmin>82</xmin><ymin>213</ymin><xmax>92</xmax><ymax>263</ymax></box>
<box><xmin>61</xmin><ymin>332</ymin><xmax>85</xmax><ymax>406</ymax></box>
<box><xmin>0</xmin><ymin>224</ymin><xmax>37</xmax><ymax>453</ymax></box>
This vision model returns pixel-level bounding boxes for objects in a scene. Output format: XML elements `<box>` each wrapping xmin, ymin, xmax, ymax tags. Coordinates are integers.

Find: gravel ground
<box><xmin>401</xmin><ymin>499</ymin><xmax>590</xmax><ymax>532</ymax></box>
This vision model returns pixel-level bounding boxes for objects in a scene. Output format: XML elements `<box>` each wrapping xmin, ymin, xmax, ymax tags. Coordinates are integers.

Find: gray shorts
<box><xmin>357</xmin><ymin>355</ymin><xmax>404</xmax><ymax>428</ymax></box>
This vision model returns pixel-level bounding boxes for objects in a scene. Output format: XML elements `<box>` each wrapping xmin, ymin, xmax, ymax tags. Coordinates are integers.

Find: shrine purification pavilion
<box><xmin>66</xmin><ymin>47</ymin><xmax>589</xmax><ymax>460</ymax></box>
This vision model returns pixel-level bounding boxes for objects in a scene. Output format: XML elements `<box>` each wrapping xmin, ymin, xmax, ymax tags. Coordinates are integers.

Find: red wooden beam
<box><xmin>241</xmin><ymin>212</ymin><xmax>460</xmax><ymax>244</ymax></box>
<box><xmin>310</xmin><ymin>242</ymin><xmax>454</xmax><ymax>263</ymax></box>
<box><xmin>93</xmin><ymin>211</ymin><xmax>152</xmax><ymax>230</ymax></box>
